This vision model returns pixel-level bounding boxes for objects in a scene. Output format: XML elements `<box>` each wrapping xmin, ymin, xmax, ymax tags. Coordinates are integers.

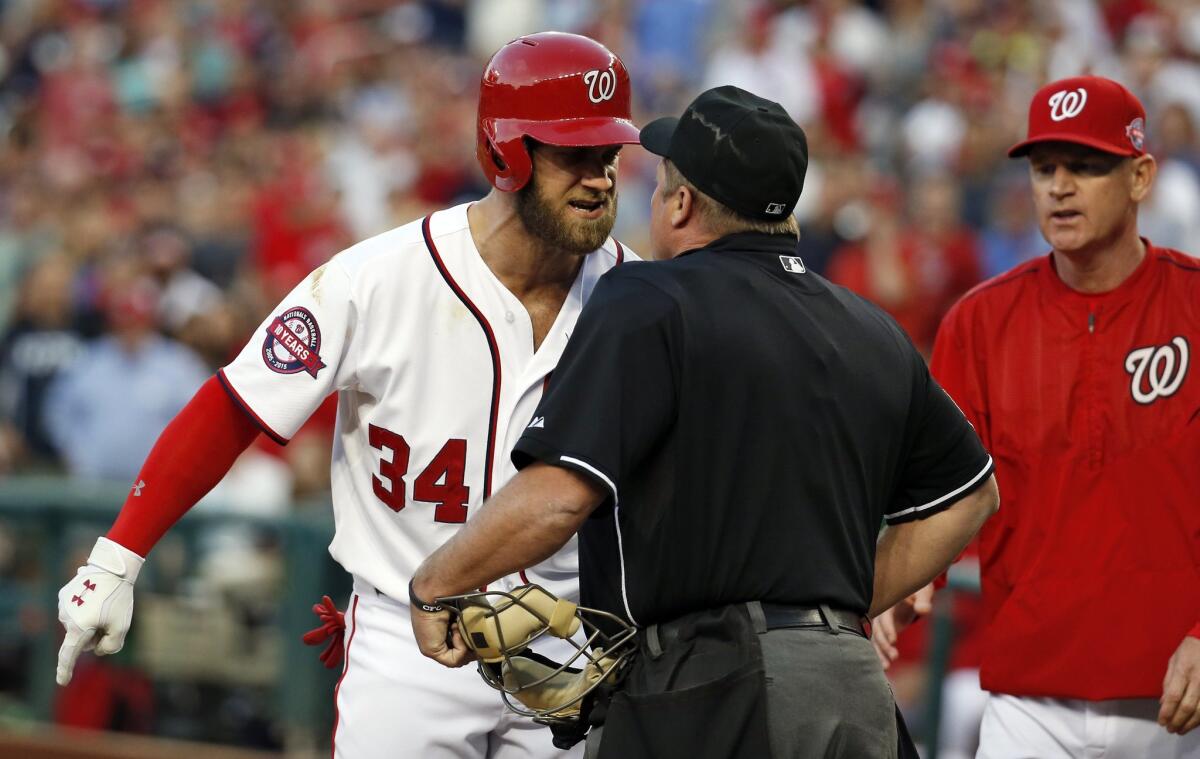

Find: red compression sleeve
<box><xmin>107</xmin><ymin>375</ymin><xmax>263</xmax><ymax>556</ymax></box>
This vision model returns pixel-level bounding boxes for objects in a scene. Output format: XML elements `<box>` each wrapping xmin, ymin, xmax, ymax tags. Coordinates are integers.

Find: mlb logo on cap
<box><xmin>1008</xmin><ymin>75</ymin><xmax>1147</xmax><ymax>158</ymax></box>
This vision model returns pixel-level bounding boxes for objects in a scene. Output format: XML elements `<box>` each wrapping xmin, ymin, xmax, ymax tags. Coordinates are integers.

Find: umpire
<box><xmin>412</xmin><ymin>85</ymin><xmax>1000</xmax><ymax>759</ymax></box>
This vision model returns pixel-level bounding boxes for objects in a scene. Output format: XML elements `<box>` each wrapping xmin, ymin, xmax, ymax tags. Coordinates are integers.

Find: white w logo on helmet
<box><xmin>583</xmin><ymin>67</ymin><xmax>617</xmax><ymax>104</ymax></box>
<box><xmin>1125</xmin><ymin>337</ymin><xmax>1189</xmax><ymax>405</ymax></box>
<box><xmin>1048</xmin><ymin>88</ymin><xmax>1088</xmax><ymax>121</ymax></box>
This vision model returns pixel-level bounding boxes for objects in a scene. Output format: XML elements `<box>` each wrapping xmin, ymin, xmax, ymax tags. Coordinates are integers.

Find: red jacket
<box><xmin>930</xmin><ymin>241</ymin><xmax>1200</xmax><ymax>699</ymax></box>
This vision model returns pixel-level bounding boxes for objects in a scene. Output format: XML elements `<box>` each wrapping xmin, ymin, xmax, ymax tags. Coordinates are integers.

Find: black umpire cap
<box><xmin>640</xmin><ymin>85</ymin><xmax>809</xmax><ymax>221</ymax></box>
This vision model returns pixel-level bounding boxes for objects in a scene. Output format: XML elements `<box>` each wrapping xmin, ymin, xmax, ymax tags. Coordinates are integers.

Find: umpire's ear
<box><xmin>668</xmin><ymin>183</ymin><xmax>695</xmax><ymax>229</ymax></box>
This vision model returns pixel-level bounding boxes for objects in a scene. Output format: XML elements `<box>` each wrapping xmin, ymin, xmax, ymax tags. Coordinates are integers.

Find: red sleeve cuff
<box><xmin>1188</xmin><ymin>621</ymin><xmax>1200</xmax><ymax>640</ymax></box>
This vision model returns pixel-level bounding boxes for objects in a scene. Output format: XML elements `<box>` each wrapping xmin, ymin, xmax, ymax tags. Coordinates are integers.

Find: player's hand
<box><xmin>1159</xmin><ymin>635</ymin><xmax>1200</xmax><ymax>735</ymax></box>
<box><xmin>56</xmin><ymin>537</ymin><xmax>144</xmax><ymax>686</ymax></box>
<box><xmin>871</xmin><ymin>583</ymin><xmax>934</xmax><ymax>670</ymax></box>
<box><xmin>411</xmin><ymin>606</ymin><xmax>474</xmax><ymax>668</ymax></box>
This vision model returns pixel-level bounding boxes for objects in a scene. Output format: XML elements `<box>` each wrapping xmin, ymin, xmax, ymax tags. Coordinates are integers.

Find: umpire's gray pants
<box><xmin>761</xmin><ymin>625</ymin><xmax>899</xmax><ymax>758</ymax></box>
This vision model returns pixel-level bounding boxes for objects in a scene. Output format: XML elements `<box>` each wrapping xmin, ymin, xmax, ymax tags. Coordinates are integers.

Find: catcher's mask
<box><xmin>438</xmin><ymin>584</ymin><xmax>636</xmax><ymax>725</ymax></box>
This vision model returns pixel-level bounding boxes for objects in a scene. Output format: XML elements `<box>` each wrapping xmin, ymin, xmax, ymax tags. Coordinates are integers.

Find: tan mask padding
<box><xmin>459</xmin><ymin>585</ymin><xmax>582</xmax><ymax>662</ymax></box>
<box><xmin>501</xmin><ymin>651</ymin><xmax>617</xmax><ymax>717</ymax></box>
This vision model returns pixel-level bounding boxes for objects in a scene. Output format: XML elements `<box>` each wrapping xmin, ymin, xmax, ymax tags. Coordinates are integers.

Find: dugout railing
<box><xmin>921</xmin><ymin>559</ymin><xmax>983</xmax><ymax>759</ymax></box>
<box><xmin>0</xmin><ymin>476</ymin><xmax>346</xmax><ymax>754</ymax></box>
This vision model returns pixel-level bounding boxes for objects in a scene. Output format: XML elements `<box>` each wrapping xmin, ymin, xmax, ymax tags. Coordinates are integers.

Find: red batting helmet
<box><xmin>477</xmin><ymin>32</ymin><xmax>640</xmax><ymax>192</ymax></box>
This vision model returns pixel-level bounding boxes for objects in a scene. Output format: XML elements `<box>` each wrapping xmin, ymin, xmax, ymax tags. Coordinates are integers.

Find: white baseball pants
<box><xmin>331</xmin><ymin>578</ymin><xmax>584</xmax><ymax>759</ymax></box>
<box><xmin>977</xmin><ymin>692</ymin><xmax>1200</xmax><ymax>758</ymax></box>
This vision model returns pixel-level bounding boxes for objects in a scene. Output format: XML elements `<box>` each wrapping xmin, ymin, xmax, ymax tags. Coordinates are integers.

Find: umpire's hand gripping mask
<box><xmin>437</xmin><ymin>584</ymin><xmax>636</xmax><ymax>726</ymax></box>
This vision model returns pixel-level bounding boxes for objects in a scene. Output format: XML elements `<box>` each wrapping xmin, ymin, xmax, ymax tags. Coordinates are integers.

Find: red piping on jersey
<box><xmin>330</xmin><ymin>594</ymin><xmax>359</xmax><ymax>759</ymax></box>
<box><xmin>421</xmin><ymin>215</ymin><xmax>502</xmax><ymax>501</ymax></box>
<box><xmin>216</xmin><ymin>368</ymin><xmax>289</xmax><ymax>445</ymax></box>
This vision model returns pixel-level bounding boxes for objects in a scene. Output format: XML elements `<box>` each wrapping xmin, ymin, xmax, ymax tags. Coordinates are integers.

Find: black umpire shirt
<box><xmin>513</xmin><ymin>232</ymin><xmax>994</xmax><ymax>627</ymax></box>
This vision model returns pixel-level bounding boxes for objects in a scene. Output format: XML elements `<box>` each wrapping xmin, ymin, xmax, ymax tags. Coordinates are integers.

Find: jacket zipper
<box><xmin>1086</xmin><ymin>311</ymin><xmax>1100</xmax><ymax>468</ymax></box>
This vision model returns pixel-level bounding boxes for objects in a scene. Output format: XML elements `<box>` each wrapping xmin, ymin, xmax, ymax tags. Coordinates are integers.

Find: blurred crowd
<box><xmin>3</xmin><ymin>0</ymin><xmax>1200</xmax><ymax>752</ymax></box>
<box><xmin>4</xmin><ymin>0</ymin><xmax>1200</xmax><ymax>487</ymax></box>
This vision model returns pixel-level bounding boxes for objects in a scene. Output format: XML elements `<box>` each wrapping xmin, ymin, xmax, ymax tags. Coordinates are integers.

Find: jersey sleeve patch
<box><xmin>262</xmin><ymin>306</ymin><xmax>327</xmax><ymax>378</ymax></box>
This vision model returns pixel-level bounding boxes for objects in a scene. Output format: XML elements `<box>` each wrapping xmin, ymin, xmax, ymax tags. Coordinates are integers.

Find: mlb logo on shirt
<box><xmin>779</xmin><ymin>255</ymin><xmax>807</xmax><ymax>274</ymax></box>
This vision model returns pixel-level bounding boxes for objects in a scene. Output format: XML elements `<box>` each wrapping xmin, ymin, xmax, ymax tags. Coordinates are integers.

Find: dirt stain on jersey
<box><xmin>310</xmin><ymin>264</ymin><xmax>327</xmax><ymax>304</ymax></box>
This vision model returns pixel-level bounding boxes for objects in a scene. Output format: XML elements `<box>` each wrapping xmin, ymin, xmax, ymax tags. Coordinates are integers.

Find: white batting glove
<box><xmin>55</xmin><ymin>537</ymin><xmax>144</xmax><ymax>686</ymax></box>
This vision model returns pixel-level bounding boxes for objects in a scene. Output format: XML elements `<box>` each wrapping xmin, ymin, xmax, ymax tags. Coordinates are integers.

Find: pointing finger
<box><xmin>56</xmin><ymin>625</ymin><xmax>94</xmax><ymax>686</ymax></box>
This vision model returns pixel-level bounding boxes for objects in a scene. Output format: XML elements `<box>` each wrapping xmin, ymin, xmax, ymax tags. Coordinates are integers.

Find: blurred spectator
<box><xmin>1141</xmin><ymin>101</ymin><xmax>1200</xmax><ymax>252</ymax></box>
<box><xmin>901</xmin><ymin>44</ymin><xmax>972</xmax><ymax>172</ymax></box>
<box><xmin>465</xmin><ymin>0</ymin><xmax>546</xmax><ymax>60</ymax></box>
<box><xmin>0</xmin><ymin>175</ymin><xmax>61</xmax><ymax>334</ymax></box>
<box><xmin>704</xmin><ymin>3</ymin><xmax>821</xmax><ymax>127</ymax></box>
<box><xmin>44</xmin><ymin>264</ymin><xmax>208</xmax><ymax>482</ymax></box>
<box><xmin>872</xmin><ymin>0</ymin><xmax>941</xmax><ymax>105</ymax></box>
<box><xmin>907</xmin><ymin>170</ymin><xmax>985</xmax><ymax>306</ymax></box>
<box><xmin>1156</xmin><ymin>100</ymin><xmax>1200</xmax><ymax>175</ymax></box>
<box><xmin>325</xmin><ymin>68</ymin><xmax>419</xmax><ymax>239</ymax></box>
<box><xmin>0</xmin><ymin>255</ymin><xmax>86</xmax><ymax>472</ymax></box>
<box><xmin>1042</xmin><ymin>0</ymin><xmax>1121</xmax><ymax>81</ymax></box>
<box><xmin>826</xmin><ymin>172</ymin><xmax>982</xmax><ymax>353</ymax></box>
<box><xmin>173</xmin><ymin>294</ymin><xmax>244</xmax><ymax>370</ymax></box>
<box><xmin>816</xmin><ymin>0</ymin><xmax>892</xmax><ymax>80</ymax></box>
<box><xmin>175</xmin><ymin>160</ymin><xmax>255</xmax><ymax>290</ymax></box>
<box><xmin>249</xmin><ymin>128</ymin><xmax>351</xmax><ymax>299</ymax></box>
<box><xmin>1123</xmin><ymin>11</ymin><xmax>1200</xmax><ymax>128</ymax></box>
<box><xmin>632</xmin><ymin>0</ymin><xmax>717</xmax><ymax>113</ymax></box>
<box><xmin>792</xmin><ymin>138</ymin><xmax>871</xmax><ymax>275</ymax></box>
<box><xmin>978</xmin><ymin>169</ymin><xmax>1045</xmax><ymax>277</ymax></box>
<box><xmin>139</xmin><ymin>223</ymin><xmax>224</xmax><ymax>338</ymax></box>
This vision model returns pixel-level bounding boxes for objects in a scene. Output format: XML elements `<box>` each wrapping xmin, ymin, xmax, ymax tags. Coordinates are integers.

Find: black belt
<box><xmin>760</xmin><ymin>603</ymin><xmax>869</xmax><ymax>638</ymax></box>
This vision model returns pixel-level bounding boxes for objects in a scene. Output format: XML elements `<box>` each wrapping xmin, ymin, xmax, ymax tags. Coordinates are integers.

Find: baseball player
<box><xmin>53</xmin><ymin>32</ymin><xmax>640</xmax><ymax>758</ymax></box>
<box><xmin>931</xmin><ymin>76</ymin><xmax>1200</xmax><ymax>757</ymax></box>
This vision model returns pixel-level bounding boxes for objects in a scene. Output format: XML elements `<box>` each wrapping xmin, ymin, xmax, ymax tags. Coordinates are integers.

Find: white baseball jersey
<box><xmin>220</xmin><ymin>202</ymin><xmax>633</xmax><ymax>603</ymax></box>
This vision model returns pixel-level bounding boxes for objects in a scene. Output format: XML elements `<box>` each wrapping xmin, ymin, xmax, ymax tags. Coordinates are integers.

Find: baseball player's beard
<box><xmin>516</xmin><ymin>180</ymin><xmax>618</xmax><ymax>255</ymax></box>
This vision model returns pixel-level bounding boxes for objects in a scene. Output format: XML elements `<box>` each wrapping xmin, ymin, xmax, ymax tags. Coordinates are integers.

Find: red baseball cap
<box><xmin>1008</xmin><ymin>75</ymin><xmax>1147</xmax><ymax>158</ymax></box>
